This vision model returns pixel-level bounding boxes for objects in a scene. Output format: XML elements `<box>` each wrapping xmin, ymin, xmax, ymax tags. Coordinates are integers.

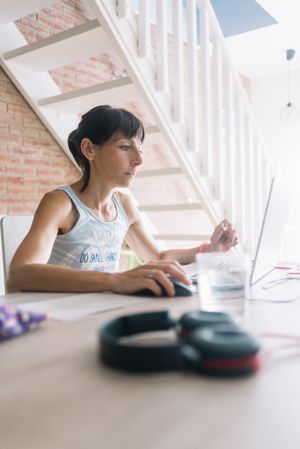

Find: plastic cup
<box><xmin>196</xmin><ymin>251</ymin><xmax>250</xmax><ymax>317</ymax></box>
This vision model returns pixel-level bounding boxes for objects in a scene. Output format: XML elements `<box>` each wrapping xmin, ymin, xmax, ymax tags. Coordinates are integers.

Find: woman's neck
<box><xmin>70</xmin><ymin>179</ymin><xmax>116</xmax><ymax>220</ymax></box>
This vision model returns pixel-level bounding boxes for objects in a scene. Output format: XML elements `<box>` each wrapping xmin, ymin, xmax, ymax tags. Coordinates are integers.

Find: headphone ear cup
<box><xmin>179</xmin><ymin>310</ymin><xmax>237</xmax><ymax>338</ymax></box>
<box><xmin>183</xmin><ymin>324</ymin><xmax>261</xmax><ymax>376</ymax></box>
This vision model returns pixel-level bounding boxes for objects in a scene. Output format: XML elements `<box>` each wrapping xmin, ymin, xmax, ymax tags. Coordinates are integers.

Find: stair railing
<box><xmin>90</xmin><ymin>0</ymin><xmax>275</xmax><ymax>255</ymax></box>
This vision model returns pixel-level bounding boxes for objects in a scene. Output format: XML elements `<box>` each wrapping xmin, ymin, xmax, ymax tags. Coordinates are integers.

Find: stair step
<box><xmin>37</xmin><ymin>77</ymin><xmax>136</xmax><ymax>113</ymax></box>
<box><xmin>0</xmin><ymin>0</ymin><xmax>55</xmax><ymax>23</ymax></box>
<box><xmin>143</xmin><ymin>125</ymin><xmax>164</xmax><ymax>144</ymax></box>
<box><xmin>3</xmin><ymin>20</ymin><xmax>112</xmax><ymax>72</ymax></box>
<box><xmin>153</xmin><ymin>234</ymin><xmax>210</xmax><ymax>241</ymax></box>
<box><xmin>136</xmin><ymin>167</ymin><xmax>182</xmax><ymax>178</ymax></box>
<box><xmin>139</xmin><ymin>203</ymin><xmax>203</xmax><ymax>212</ymax></box>
<box><xmin>144</xmin><ymin>125</ymin><xmax>160</xmax><ymax>135</ymax></box>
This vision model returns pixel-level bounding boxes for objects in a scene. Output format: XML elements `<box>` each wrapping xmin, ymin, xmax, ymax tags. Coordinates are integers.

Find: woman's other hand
<box><xmin>209</xmin><ymin>218</ymin><xmax>238</xmax><ymax>252</ymax></box>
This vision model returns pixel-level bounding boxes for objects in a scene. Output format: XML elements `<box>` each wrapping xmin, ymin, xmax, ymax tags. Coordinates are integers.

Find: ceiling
<box><xmin>218</xmin><ymin>0</ymin><xmax>300</xmax><ymax>78</ymax></box>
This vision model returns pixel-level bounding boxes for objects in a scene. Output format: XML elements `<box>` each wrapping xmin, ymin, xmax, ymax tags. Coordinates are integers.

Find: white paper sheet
<box><xmin>0</xmin><ymin>292</ymin><xmax>148</xmax><ymax>322</ymax></box>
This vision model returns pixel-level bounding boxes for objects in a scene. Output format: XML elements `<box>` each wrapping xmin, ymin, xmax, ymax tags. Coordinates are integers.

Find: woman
<box><xmin>8</xmin><ymin>105</ymin><xmax>237</xmax><ymax>296</ymax></box>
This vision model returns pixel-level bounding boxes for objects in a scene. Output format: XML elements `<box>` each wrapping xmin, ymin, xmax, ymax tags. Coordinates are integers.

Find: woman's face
<box><xmin>91</xmin><ymin>132</ymin><xmax>143</xmax><ymax>188</ymax></box>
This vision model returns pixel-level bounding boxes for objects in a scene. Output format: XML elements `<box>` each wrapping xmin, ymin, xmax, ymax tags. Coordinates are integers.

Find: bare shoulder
<box><xmin>39</xmin><ymin>189</ymin><xmax>72</xmax><ymax>209</ymax></box>
<box><xmin>33</xmin><ymin>189</ymin><xmax>75</xmax><ymax>231</ymax></box>
<box><xmin>115</xmin><ymin>191</ymin><xmax>139</xmax><ymax>225</ymax></box>
<box><xmin>37</xmin><ymin>190</ymin><xmax>71</xmax><ymax>215</ymax></box>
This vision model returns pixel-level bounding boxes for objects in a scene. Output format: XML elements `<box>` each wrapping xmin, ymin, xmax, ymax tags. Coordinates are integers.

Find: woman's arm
<box><xmin>121</xmin><ymin>194</ymin><xmax>238</xmax><ymax>265</ymax></box>
<box><xmin>160</xmin><ymin>219</ymin><xmax>238</xmax><ymax>263</ymax></box>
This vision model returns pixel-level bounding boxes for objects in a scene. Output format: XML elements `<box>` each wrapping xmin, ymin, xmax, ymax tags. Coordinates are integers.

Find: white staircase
<box><xmin>0</xmin><ymin>0</ymin><xmax>275</xmax><ymax>255</ymax></box>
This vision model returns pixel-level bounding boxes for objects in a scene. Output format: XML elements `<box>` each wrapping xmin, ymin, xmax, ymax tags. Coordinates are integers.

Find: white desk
<box><xmin>1</xmin><ymin>292</ymin><xmax>300</xmax><ymax>449</ymax></box>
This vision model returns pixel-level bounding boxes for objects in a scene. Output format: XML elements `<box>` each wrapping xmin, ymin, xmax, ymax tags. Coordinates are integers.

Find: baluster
<box><xmin>117</xmin><ymin>0</ymin><xmax>130</xmax><ymax>18</ymax></box>
<box><xmin>187</xmin><ymin>0</ymin><xmax>199</xmax><ymax>152</ymax></box>
<box><xmin>253</xmin><ymin>140</ymin><xmax>264</xmax><ymax>242</ymax></box>
<box><xmin>200</xmin><ymin>2</ymin><xmax>211</xmax><ymax>168</ymax></box>
<box><xmin>156</xmin><ymin>0</ymin><xmax>168</xmax><ymax>91</ymax></box>
<box><xmin>223</xmin><ymin>67</ymin><xmax>234</xmax><ymax>221</ymax></box>
<box><xmin>211</xmin><ymin>36</ymin><xmax>223</xmax><ymax>198</ymax></box>
<box><xmin>172</xmin><ymin>0</ymin><xmax>183</xmax><ymax>122</ymax></box>
<box><xmin>234</xmin><ymin>94</ymin><xmax>246</xmax><ymax>246</ymax></box>
<box><xmin>244</xmin><ymin>118</ymin><xmax>255</xmax><ymax>255</ymax></box>
<box><xmin>138</xmin><ymin>0</ymin><xmax>150</xmax><ymax>58</ymax></box>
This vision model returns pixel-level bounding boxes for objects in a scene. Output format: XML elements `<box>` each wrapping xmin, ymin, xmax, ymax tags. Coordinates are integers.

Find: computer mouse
<box><xmin>134</xmin><ymin>278</ymin><xmax>195</xmax><ymax>297</ymax></box>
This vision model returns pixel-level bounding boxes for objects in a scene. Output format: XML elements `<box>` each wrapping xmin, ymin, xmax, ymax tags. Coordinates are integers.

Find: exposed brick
<box><xmin>0</xmin><ymin>155</ymin><xmax>22</xmax><ymax>165</ymax></box>
<box><xmin>0</xmin><ymin>123</ymin><xmax>9</xmax><ymax>133</ymax></box>
<box><xmin>0</xmin><ymin>111</ymin><xmax>23</xmax><ymax>125</ymax></box>
<box><xmin>0</xmin><ymin>91</ymin><xmax>27</xmax><ymax>106</ymax></box>
<box><xmin>7</xmin><ymin>83</ymin><xmax>20</xmax><ymax>95</ymax></box>
<box><xmin>23</xmin><ymin>117</ymin><xmax>45</xmax><ymax>129</ymax></box>
<box><xmin>0</xmin><ymin>176</ymin><xmax>24</xmax><ymax>185</ymax></box>
<box><xmin>6</xmin><ymin>166</ymin><xmax>36</xmax><ymax>176</ymax></box>
<box><xmin>8</xmin><ymin>146</ymin><xmax>36</xmax><ymax>156</ymax></box>
<box><xmin>36</xmin><ymin>168</ymin><xmax>65</xmax><ymax>177</ymax></box>
<box><xmin>0</xmin><ymin>70</ymin><xmax>8</xmax><ymax>81</ymax></box>
<box><xmin>24</xmin><ymin>177</ymin><xmax>57</xmax><ymax>186</ymax></box>
<box><xmin>0</xmin><ymin>80</ymin><xmax>7</xmax><ymax>91</ymax></box>
<box><xmin>23</xmin><ymin>137</ymin><xmax>52</xmax><ymax>149</ymax></box>
<box><xmin>51</xmin><ymin>159</ymin><xmax>70</xmax><ymax>168</ymax></box>
<box><xmin>11</xmin><ymin>126</ymin><xmax>40</xmax><ymax>138</ymax></box>
<box><xmin>7</xmin><ymin>185</ymin><xmax>37</xmax><ymax>195</ymax></box>
<box><xmin>50</xmin><ymin>67</ymin><xmax>77</xmax><ymax>82</ymax></box>
<box><xmin>7</xmin><ymin>104</ymin><xmax>35</xmax><ymax>118</ymax></box>
<box><xmin>37</xmin><ymin>185</ymin><xmax>56</xmax><ymax>195</ymax></box>
<box><xmin>0</xmin><ymin>134</ymin><xmax>22</xmax><ymax>145</ymax></box>
<box><xmin>38</xmin><ymin>129</ymin><xmax>56</xmax><ymax>140</ymax></box>
<box><xmin>0</xmin><ymin>196</ymin><xmax>25</xmax><ymax>205</ymax></box>
<box><xmin>24</xmin><ymin>158</ymin><xmax>51</xmax><ymax>168</ymax></box>
<box><xmin>38</xmin><ymin>14</ymin><xmax>66</xmax><ymax>32</ymax></box>
<box><xmin>0</xmin><ymin>206</ymin><xmax>7</xmax><ymax>215</ymax></box>
<box><xmin>8</xmin><ymin>205</ymin><xmax>37</xmax><ymax>214</ymax></box>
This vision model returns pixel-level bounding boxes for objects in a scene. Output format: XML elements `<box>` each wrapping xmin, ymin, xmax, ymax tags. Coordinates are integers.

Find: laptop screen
<box><xmin>250</xmin><ymin>177</ymin><xmax>293</xmax><ymax>285</ymax></box>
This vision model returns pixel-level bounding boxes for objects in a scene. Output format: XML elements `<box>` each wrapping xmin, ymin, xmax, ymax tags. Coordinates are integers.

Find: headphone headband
<box><xmin>99</xmin><ymin>311</ymin><xmax>261</xmax><ymax>377</ymax></box>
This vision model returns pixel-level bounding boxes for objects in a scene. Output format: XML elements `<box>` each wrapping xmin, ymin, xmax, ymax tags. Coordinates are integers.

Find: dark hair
<box><xmin>68</xmin><ymin>105</ymin><xmax>145</xmax><ymax>191</ymax></box>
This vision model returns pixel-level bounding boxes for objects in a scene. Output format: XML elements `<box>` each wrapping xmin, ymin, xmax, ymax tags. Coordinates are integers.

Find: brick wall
<box><xmin>0</xmin><ymin>67</ymin><xmax>79</xmax><ymax>215</ymax></box>
<box><xmin>0</xmin><ymin>1</ymin><xmax>92</xmax><ymax>216</ymax></box>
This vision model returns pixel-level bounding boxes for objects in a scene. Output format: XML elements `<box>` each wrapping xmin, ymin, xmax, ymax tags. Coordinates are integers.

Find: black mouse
<box><xmin>134</xmin><ymin>278</ymin><xmax>195</xmax><ymax>297</ymax></box>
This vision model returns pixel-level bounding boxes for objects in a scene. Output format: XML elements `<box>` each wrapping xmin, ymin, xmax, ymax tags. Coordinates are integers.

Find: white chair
<box><xmin>0</xmin><ymin>215</ymin><xmax>33</xmax><ymax>285</ymax></box>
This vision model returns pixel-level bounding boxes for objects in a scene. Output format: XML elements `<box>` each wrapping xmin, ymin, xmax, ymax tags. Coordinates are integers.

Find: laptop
<box><xmin>249</xmin><ymin>176</ymin><xmax>300</xmax><ymax>302</ymax></box>
<box><xmin>186</xmin><ymin>176</ymin><xmax>300</xmax><ymax>302</ymax></box>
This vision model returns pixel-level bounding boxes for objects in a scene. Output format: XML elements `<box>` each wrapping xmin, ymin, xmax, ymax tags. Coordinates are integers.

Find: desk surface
<box><xmin>1</xmin><ymin>293</ymin><xmax>300</xmax><ymax>449</ymax></box>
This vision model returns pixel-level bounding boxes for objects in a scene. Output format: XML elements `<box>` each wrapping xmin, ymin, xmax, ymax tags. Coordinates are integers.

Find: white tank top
<box><xmin>47</xmin><ymin>186</ymin><xmax>129</xmax><ymax>272</ymax></box>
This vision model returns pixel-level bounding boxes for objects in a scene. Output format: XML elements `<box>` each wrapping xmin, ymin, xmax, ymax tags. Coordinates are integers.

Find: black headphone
<box><xmin>99</xmin><ymin>310</ymin><xmax>261</xmax><ymax>377</ymax></box>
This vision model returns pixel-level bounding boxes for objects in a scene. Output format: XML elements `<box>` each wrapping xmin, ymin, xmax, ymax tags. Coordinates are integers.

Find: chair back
<box><xmin>0</xmin><ymin>215</ymin><xmax>33</xmax><ymax>283</ymax></box>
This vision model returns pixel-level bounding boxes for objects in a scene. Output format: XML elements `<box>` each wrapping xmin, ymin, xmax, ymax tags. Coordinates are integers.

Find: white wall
<box><xmin>252</xmin><ymin>68</ymin><xmax>300</xmax><ymax>262</ymax></box>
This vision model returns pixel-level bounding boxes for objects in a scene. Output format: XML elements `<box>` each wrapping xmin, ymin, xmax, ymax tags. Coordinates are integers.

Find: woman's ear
<box><xmin>81</xmin><ymin>138</ymin><xmax>96</xmax><ymax>161</ymax></box>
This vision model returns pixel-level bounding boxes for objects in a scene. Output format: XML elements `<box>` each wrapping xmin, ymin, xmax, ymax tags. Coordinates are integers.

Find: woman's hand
<box><xmin>209</xmin><ymin>218</ymin><xmax>238</xmax><ymax>252</ymax></box>
<box><xmin>111</xmin><ymin>260</ymin><xmax>191</xmax><ymax>297</ymax></box>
